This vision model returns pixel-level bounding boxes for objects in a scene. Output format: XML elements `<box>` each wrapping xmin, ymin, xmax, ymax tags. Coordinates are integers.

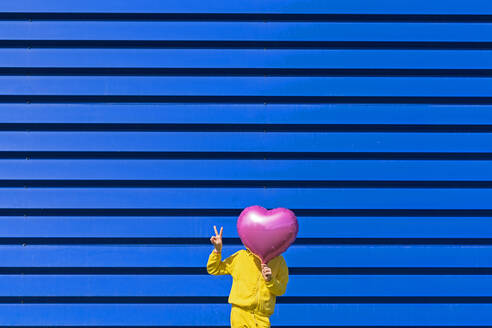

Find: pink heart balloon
<box><xmin>237</xmin><ymin>205</ymin><xmax>299</xmax><ymax>264</ymax></box>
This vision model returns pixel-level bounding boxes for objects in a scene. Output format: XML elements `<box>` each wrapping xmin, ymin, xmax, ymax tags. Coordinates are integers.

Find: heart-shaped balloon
<box><xmin>237</xmin><ymin>205</ymin><xmax>298</xmax><ymax>264</ymax></box>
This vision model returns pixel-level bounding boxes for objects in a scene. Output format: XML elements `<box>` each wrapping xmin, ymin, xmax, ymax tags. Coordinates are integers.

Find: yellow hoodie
<box><xmin>206</xmin><ymin>247</ymin><xmax>289</xmax><ymax>317</ymax></box>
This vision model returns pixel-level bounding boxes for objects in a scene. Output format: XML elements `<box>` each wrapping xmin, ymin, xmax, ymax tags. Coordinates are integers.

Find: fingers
<box><xmin>261</xmin><ymin>264</ymin><xmax>272</xmax><ymax>281</ymax></box>
<box><xmin>213</xmin><ymin>225</ymin><xmax>223</xmax><ymax>238</ymax></box>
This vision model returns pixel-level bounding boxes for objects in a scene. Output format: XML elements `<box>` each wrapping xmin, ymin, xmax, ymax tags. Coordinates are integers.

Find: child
<box><xmin>207</xmin><ymin>225</ymin><xmax>289</xmax><ymax>328</ymax></box>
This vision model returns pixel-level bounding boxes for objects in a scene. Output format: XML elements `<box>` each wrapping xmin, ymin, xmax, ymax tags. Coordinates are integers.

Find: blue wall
<box><xmin>1</xmin><ymin>1</ymin><xmax>492</xmax><ymax>326</ymax></box>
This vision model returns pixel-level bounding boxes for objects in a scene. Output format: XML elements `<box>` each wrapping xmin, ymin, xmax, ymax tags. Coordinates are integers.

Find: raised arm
<box><xmin>207</xmin><ymin>225</ymin><xmax>238</xmax><ymax>275</ymax></box>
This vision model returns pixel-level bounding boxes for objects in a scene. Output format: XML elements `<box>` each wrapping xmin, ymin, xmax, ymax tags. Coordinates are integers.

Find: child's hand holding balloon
<box><xmin>261</xmin><ymin>263</ymin><xmax>272</xmax><ymax>282</ymax></box>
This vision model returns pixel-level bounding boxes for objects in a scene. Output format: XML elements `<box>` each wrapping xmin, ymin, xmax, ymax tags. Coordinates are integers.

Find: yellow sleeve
<box><xmin>206</xmin><ymin>249</ymin><xmax>240</xmax><ymax>276</ymax></box>
<box><xmin>265</xmin><ymin>256</ymin><xmax>289</xmax><ymax>296</ymax></box>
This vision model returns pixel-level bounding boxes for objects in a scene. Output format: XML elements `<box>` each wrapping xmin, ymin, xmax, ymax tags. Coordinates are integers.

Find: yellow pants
<box><xmin>230</xmin><ymin>304</ymin><xmax>271</xmax><ymax>328</ymax></box>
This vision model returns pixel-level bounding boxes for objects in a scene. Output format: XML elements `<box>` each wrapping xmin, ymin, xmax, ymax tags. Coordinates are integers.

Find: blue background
<box><xmin>1</xmin><ymin>0</ymin><xmax>492</xmax><ymax>326</ymax></box>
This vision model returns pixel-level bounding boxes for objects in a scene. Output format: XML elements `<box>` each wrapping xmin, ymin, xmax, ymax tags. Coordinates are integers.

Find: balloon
<box><xmin>237</xmin><ymin>205</ymin><xmax>299</xmax><ymax>264</ymax></box>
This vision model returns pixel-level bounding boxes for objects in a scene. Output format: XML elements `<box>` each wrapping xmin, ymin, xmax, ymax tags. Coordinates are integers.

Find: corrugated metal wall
<box><xmin>1</xmin><ymin>0</ymin><xmax>492</xmax><ymax>326</ymax></box>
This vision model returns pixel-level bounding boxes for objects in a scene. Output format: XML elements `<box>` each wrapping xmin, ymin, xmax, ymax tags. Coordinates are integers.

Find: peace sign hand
<box><xmin>210</xmin><ymin>225</ymin><xmax>223</xmax><ymax>253</ymax></box>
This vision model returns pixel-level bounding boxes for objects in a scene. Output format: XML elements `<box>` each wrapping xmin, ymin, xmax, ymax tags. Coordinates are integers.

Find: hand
<box><xmin>261</xmin><ymin>263</ymin><xmax>272</xmax><ymax>282</ymax></box>
<box><xmin>210</xmin><ymin>225</ymin><xmax>223</xmax><ymax>253</ymax></box>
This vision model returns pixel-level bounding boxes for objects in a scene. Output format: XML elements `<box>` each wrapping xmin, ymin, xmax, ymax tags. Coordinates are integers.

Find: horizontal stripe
<box><xmin>0</xmin><ymin>245</ymin><xmax>491</xmax><ymax>267</ymax></box>
<box><xmin>0</xmin><ymin>0</ymin><xmax>490</xmax><ymax>15</ymax></box>
<box><xmin>3</xmin><ymin>14</ymin><xmax>492</xmax><ymax>24</ymax></box>
<box><xmin>2</xmin><ymin>132</ymin><xmax>492</xmax><ymax>152</ymax></box>
<box><xmin>5</xmin><ymin>68</ymin><xmax>492</xmax><ymax>77</ymax></box>
<box><xmin>2</xmin><ymin>21</ymin><xmax>492</xmax><ymax>42</ymax></box>
<box><xmin>5</xmin><ymin>40</ymin><xmax>492</xmax><ymax>50</ymax></box>
<box><xmin>2</xmin><ymin>275</ymin><xmax>492</xmax><ymax>297</ymax></box>
<box><xmin>1</xmin><ymin>188</ymin><xmax>492</xmax><ymax>209</ymax></box>
<box><xmin>2</xmin><ymin>188</ymin><xmax>492</xmax><ymax>209</ymax></box>
<box><xmin>6</xmin><ymin>296</ymin><xmax>492</xmax><ymax>304</ymax></box>
<box><xmin>2</xmin><ymin>104</ymin><xmax>492</xmax><ymax>124</ymax></box>
<box><xmin>0</xmin><ymin>303</ymin><xmax>492</xmax><ymax>325</ymax></box>
<box><xmin>3</xmin><ymin>49</ymin><xmax>492</xmax><ymax>69</ymax></box>
<box><xmin>2</xmin><ymin>76</ymin><xmax>492</xmax><ymax>97</ymax></box>
<box><xmin>1</xmin><ymin>216</ymin><xmax>491</xmax><ymax>238</ymax></box>
<box><xmin>1</xmin><ymin>160</ymin><xmax>492</xmax><ymax>181</ymax></box>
